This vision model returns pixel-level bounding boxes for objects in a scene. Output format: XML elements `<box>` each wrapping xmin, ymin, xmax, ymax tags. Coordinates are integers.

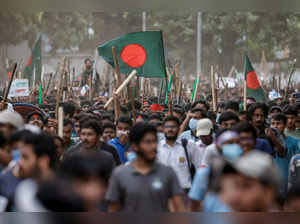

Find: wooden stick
<box><xmin>56</xmin><ymin>57</ymin><xmax>66</xmax><ymax>118</ymax></box>
<box><xmin>58</xmin><ymin>106</ymin><xmax>64</xmax><ymax>138</ymax></box>
<box><xmin>3</xmin><ymin>63</ymin><xmax>17</xmax><ymax>101</ymax></box>
<box><xmin>88</xmin><ymin>71</ymin><xmax>93</xmax><ymax>101</ymax></box>
<box><xmin>129</xmin><ymin>84</ymin><xmax>136</xmax><ymax>123</ymax></box>
<box><xmin>211</xmin><ymin>65</ymin><xmax>217</xmax><ymax>112</ymax></box>
<box><xmin>243</xmin><ymin>79</ymin><xmax>247</xmax><ymax>111</ymax></box>
<box><xmin>44</xmin><ymin>73</ymin><xmax>53</xmax><ymax>99</ymax></box>
<box><xmin>104</xmin><ymin>70</ymin><xmax>137</xmax><ymax>109</ymax></box>
<box><xmin>112</xmin><ymin>46</ymin><xmax>122</xmax><ymax>93</ymax></box>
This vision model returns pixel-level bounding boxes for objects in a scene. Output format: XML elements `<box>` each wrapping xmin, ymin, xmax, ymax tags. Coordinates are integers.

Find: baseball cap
<box><xmin>196</xmin><ymin>118</ymin><xmax>213</xmax><ymax>137</ymax></box>
<box><xmin>233</xmin><ymin>151</ymin><xmax>281</xmax><ymax>187</ymax></box>
<box><xmin>0</xmin><ymin>110</ymin><xmax>24</xmax><ymax>129</ymax></box>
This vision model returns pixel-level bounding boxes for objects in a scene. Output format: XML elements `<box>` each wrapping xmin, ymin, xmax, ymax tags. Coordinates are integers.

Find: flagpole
<box><xmin>243</xmin><ymin>80</ymin><xmax>247</xmax><ymax>111</ymax></box>
<box><xmin>211</xmin><ymin>65</ymin><xmax>217</xmax><ymax>112</ymax></box>
<box><xmin>195</xmin><ymin>11</ymin><xmax>202</xmax><ymax>103</ymax></box>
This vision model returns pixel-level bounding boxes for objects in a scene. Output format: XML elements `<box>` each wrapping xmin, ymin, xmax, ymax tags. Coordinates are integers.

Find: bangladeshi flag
<box><xmin>244</xmin><ymin>55</ymin><xmax>265</xmax><ymax>102</ymax></box>
<box><xmin>24</xmin><ymin>36</ymin><xmax>42</xmax><ymax>86</ymax></box>
<box><xmin>98</xmin><ymin>31</ymin><xmax>167</xmax><ymax>78</ymax></box>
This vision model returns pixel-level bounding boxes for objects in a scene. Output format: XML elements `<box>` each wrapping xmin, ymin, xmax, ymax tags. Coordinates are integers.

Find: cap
<box><xmin>196</xmin><ymin>118</ymin><xmax>213</xmax><ymax>137</ymax></box>
<box><xmin>150</xmin><ymin>104</ymin><xmax>164</xmax><ymax>112</ymax></box>
<box><xmin>234</xmin><ymin>151</ymin><xmax>281</xmax><ymax>187</ymax></box>
<box><xmin>0</xmin><ymin>110</ymin><xmax>24</xmax><ymax>129</ymax></box>
<box><xmin>269</xmin><ymin>105</ymin><xmax>282</xmax><ymax>113</ymax></box>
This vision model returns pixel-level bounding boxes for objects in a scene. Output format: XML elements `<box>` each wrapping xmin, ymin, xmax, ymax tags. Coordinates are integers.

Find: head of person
<box><xmin>130</xmin><ymin>123</ymin><xmax>158</xmax><ymax>163</ymax></box>
<box><xmin>285</xmin><ymin>181</ymin><xmax>300</xmax><ymax>212</ymax></box>
<box><xmin>27</xmin><ymin>112</ymin><xmax>45</xmax><ymax>129</ymax></box>
<box><xmin>188</xmin><ymin>108</ymin><xmax>208</xmax><ymax>134</ymax></box>
<box><xmin>217</xmin><ymin>102</ymin><xmax>226</xmax><ymax>114</ymax></box>
<box><xmin>58</xmin><ymin>153</ymin><xmax>114</xmax><ymax>211</ymax></box>
<box><xmin>173</xmin><ymin>108</ymin><xmax>184</xmax><ymax>122</ymax></box>
<box><xmin>102</xmin><ymin>122</ymin><xmax>116</xmax><ymax>143</ymax></box>
<box><xmin>80</xmin><ymin>119</ymin><xmax>102</xmax><ymax>149</ymax></box>
<box><xmin>270</xmin><ymin>113</ymin><xmax>287</xmax><ymax>134</ymax></box>
<box><xmin>238</xmin><ymin>110</ymin><xmax>248</xmax><ymax>122</ymax></box>
<box><xmin>233</xmin><ymin>122</ymin><xmax>257</xmax><ymax>154</ymax></box>
<box><xmin>225</xmin><ymin>101</ymin><xmax>240</xmax><ymax>115</ymax></box>
<box><xmin>196</xmin><ymin>118</ymin><xmax>213</xmax><ymax>145</ymax></box>
<box><xmin>218</xmin><ymin>151</ymin><xmax>280</xmax><ymax>212</ymax></box>
<box><xmin>215</xmin><ymin>128</ymin><xmax>241</xmax><ymax>161</ymax></box>
<box><xmin>192</xmin><ymin>100</ymin><xmax>210</xmax><ymax>111</ymax></box>
<box><xmin>53</xmin><ymin>136</ymin><xmax>64</xmax><ymax>160</ymax></box>
<box><xmin>18</xmin><ymin>132</ymin><xmax>58</xmax><ymax>180</ymax></box>
<box><xmin>0</xmin><ymin>110</ymin><xmax>24</xmax><ymax>139</ymax></box>
<box><xmin>84</xmin><ymin>58</ymin><xmax>92</xmax><ymax>69</ymax></box>
<box><xmin>163</xmin><ymin>116</ymin><xmax>180</xmax><ymax>141</ymax></box>
<box><xmin>248</xmin><ymin>103</ymin><xmax>268</xmax><ymax>129</ymax></box>
<box><xmin>63</xmin><ymin>119</ymin><xmax>73</xmax><ymax>147</ymax></box>
<box><xmin>283</xmin><ymin>104</ymin><xmax>298</xmax><ymax>130</ymax></box>
<box><xmin>148</xmin><ymin>113</ymin><xmax>161</xmax><ymax>125</ymax></box>
<box><xmin>115</xmin><ymin>117</ymin><xmax>132</xmax><ymax>143</ymax></box>
<box><xmin>207</xmin><ymin>111</ymin><xmax>217</xmax><ymax>125</ymax></box>
<box><xmin>269</xmin><ymin>106</ymin><xmax>282</xmax><ymax>118</ymax></box>
<box><xmin>219</xmin><ymin>111</ymin><xmax>240</xmax><ymax>129</ymax></box>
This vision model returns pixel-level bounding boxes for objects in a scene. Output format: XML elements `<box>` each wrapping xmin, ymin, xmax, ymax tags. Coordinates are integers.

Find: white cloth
<box><xmin>157</xmin><ymin>138</ymin><xmax>205</xmax><ymax>189</ymax></box>
<box><xmin>201</xmin><ymin>143</ymin><xmax>219</xmax><ymax>168</ymax></box>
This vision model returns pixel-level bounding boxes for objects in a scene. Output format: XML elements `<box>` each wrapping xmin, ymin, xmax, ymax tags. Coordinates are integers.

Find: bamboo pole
<box><xmin>129</xmin><ymin>84</ymin><xmax>136</xmax><ymax>123</ymax></box>
<box><xmin>243</xmin><ymin>80</ymin><xmax>247</xmax><ymax>111</ymax></box>
<box><xmin>104</xmin><ymin>70</ymin><xmax>137</xmax><ymax>109</ymax></box>
<box><xmin>56</xmin><ymin>57</ymin><xmax>66</xmax><ymax>117</ymax></box>
<box><xmin>211</xmin><ymin>65</ymin><xmax>216</xmax><ymax>112</ymax></box>
<box><xmin>58</xmin><ymin>106</ymin><xmax>64</xmax><ymax>138</ymax></box>
<box><xmin>3</xmin><ymin>63</ymin><xmax>17</xmax><ymax>101</ymax></box>
<box><xmin>112</xmin><ymin>46</ymin><xmax>122</xmax><ymax>95</ymax></box>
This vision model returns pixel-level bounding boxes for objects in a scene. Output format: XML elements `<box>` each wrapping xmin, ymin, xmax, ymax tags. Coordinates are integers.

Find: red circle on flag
<box><xmin>120</xmin><ymin>44</ymin><xmax>147</xmax><ymax>68</ymax></box>
<box><xmin>246</xmin><ymin>71</ymin><xmax>261</xmax><ymax>89</ymax></box>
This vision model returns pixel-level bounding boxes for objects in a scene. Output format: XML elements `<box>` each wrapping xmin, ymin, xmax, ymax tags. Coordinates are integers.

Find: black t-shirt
<box><xmin>100</xmin><ymin>142</ymin><xmax>121</xmax><ymax>166</ymax></box>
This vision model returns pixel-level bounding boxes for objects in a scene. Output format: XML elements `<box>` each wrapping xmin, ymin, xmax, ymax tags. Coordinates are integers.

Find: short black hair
<box><xmin>84</xmin><ymin>58</ymin><xmax>91</xmax><ymax>64</ymax></box>
<box><xmin>116</xmin><ymin>116</ymin><xmax>132</xmax><ymax>127</ymax></box>
<box><xmin>163</xmin><ymin>116</ymin><xmax>180</xmax><ymax>126</ymax></box>
<box><xmin>233</xmin><ymin>122</ymin><xmax>257</xmax><ymax>140</ymax></box>
<box><xmin>271</xmin><ymin>113</ymin><xmax>287</xmax><ymax>125</ymax></box>
<box><xmin>225</xmin><ymin>101</ymin><xmax>240</xmax><ymax>112</ymax></box>
<box><xmin>58</xmin><ymin>153</ymin><xmax>114</xmax><ymax>184</ymax></box>
<box><xmin>248</xmin><ymin>103</ymin><xmax>269</xmax><ymax>119</ymax></box>
<box><xmin>53</xmin><ymin>135</ymin><xmax>64</xmax><ymax>146</ymax></box>
<box><xmin>80</xmin><ymin>119</ymin><xmax>103</xmax><ymax>135</ymax></box>
<box><xmin>63</xmin><ymin>118</ymin><xmax>73</xmax><ymax>127</ymax></box>
<box><xmin>21</xmin><ymin>133</ymin><xmax>58</xmax><ymax>169</ymax></box>
<box><xmin>207</xmin><ymin>111</ymin><xmax>217</xmax><ymax>121</ymax></box>
<box><xmin>149</xmin><ymin>113</ymin><xmax>161</xmax><ymax>121</ymax></box>
<box><xmin>239</xmin><ymin>110</ymin><xmax>248</xmax><ymax>115</ymax></box>
<box><xmin>192</xmin><ymin>100</ymin><xmax>210</xmax><ymax>110</ymax></box>
<box><xmin>283</xmin><ymin>105</ymin><xmax>298</xmax><ymax>116</ymax></box>
<box><xmin>62</xmin><ymin>102</ymin><xmax>76</xmax><ymax>118</ymax></box>
<box><xmin>173</xmin><ymin>108</ymin><xmax>184</xmax><ymax>116</ymax></box>
<box><xmin>219</xmin><ymin>111</ymin><xmax>239</xmax><ymax>124</ymax></box>
<box><xmin>103</xmin><ymin>122</ymin><xmax>115</xmax><ymax>131</ymax></box>
<box><xmin>129</xmin><ymin>123</ymin><xmax>157</xmax><ymax>145</ymax></box>
<box><xmin>191</xmin><ymin>108</ymin><xmax>207</xmax><ymax>118</ymax></box>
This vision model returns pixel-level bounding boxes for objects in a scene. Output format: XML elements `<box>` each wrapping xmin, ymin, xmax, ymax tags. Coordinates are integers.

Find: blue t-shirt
<box><xmin>203</xmin><ymin>192</ymin><xmax>232</xmax><ymax>212</ymax></box>
<box><xmin>109</xmin><ymin>138</ymin><xmax>136</xmax><ymax>163</ymax></box>
<box><xmin>189</xmin><ymin>167</ymin><xmax>210</xmax><ymax>201</ymax></box>
<box><xmin>256</xmin><ymin>138</ymin><xmax>274</xmax><ymax>155</ymax></box>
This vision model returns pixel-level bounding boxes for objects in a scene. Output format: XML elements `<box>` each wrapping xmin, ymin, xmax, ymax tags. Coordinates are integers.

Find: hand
<box><xmin>186</xmin><ymin>111</ymin><xmax>194</xmax><ymax>119</ymax></box>
<box><xmin>0</xmin><ymin>101</ymin><xmax>8</xmax><ymax>111</ymax></box>
<box><xmin>265</xmin><ymin>128</ymin><xmax>276</xmax><ymax>139</ymax></box>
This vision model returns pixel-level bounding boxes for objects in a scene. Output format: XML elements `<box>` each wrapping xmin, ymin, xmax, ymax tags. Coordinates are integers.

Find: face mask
<box><xmin>12</xmin><ymin>149</ymin><xmax>21</xmax><ymax>162</ymax></box>
<box><xmin>117</xmin><ymin>130</ymin><xmax>129</xmax><ymax>138</ymax></box>
<box><xmin>221</xmin><ymin>144</ymin><xmax>243</xmax><ymax>162</ymax></box>
<box><xmin>189</xmin><ymin>118</ymin><xmax>198</xmax><ymax>131</ymax></box>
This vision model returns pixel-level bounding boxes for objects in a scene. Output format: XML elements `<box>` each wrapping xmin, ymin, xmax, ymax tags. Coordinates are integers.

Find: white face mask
<box><xmin>117</xmin><ymin>130</ymin><xmax>129</xmax><ymax>138</ymax></box>
<box><xmin>189</xmin><ymin>118</ymin><xmax>198</xmax><ymax>131</ymax></box>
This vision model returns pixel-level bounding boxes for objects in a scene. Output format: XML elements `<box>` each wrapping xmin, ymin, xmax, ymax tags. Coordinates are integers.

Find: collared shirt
<box><xmin>105</xmin><ymin>162</ymin><xmax>183</xmax><ymax>212</ymax></box>
<box><xmin>157</xmin><ymin>138</ymin><xmax>205</xmax><ymax>189</ymax></box>
<box><xmin>179</xmin><ymin>130</ymin><xmax>200</xmax><ymax>142</ymax></box>
<box><xmin>109</xmin><ymin>138</ymin><xmax>130</xmax><ymax>164</ymax></box>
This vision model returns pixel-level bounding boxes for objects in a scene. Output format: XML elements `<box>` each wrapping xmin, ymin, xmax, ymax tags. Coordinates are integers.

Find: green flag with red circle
<box><xmin>244</xmin><ymin>55</ymin><xmax>265</xmax><ymax>102</ymax></box>
<box><xmin>97</xmin><ymin>31</ymin><xmax>167</xmax><ymax>78</ymax></box>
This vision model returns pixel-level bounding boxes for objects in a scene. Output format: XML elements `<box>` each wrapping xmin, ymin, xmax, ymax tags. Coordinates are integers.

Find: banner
<box><xmin>8</xmin><ymin>79</ymin><xmax>30</xmax><ymax>97</ymax></box>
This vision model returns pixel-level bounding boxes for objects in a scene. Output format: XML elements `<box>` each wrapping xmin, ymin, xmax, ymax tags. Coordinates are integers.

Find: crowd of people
<box><xmin>1</xmin><ymin>80</ymin><xmax>300</xmax><ymax>212</ymax></box>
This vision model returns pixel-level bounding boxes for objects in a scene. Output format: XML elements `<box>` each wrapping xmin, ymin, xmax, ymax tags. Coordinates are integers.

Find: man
<box><xmin>157</xmin><ymin>116</ymin><xmax>203</xmax><ymax>192</ymax></box>
<box><xmin>218</xmin><ymin>111</ymin><xmax>239</xmax><ymax>129</ymax></box>
<box><xmin>109</xmin><ymin>116</ymin><xmax>133</xmax><ymax>164</ymax></box>
<box><xmin>283</xmin><ymin>105</ymin><xmax>300</xmax><ymax>140</ymax></box>
<box><xmin>0</xmin><ymin>110</ymin><xmax>24</xmax><ymax>139</ymax></box>
<box><xmin>195</xmin><ymin>118</ymin><xmax>214</xmax><ymax>150</ymax></box>
<box><xmin>179</xmin><ymin>108</ymin><xmax>207</xmax><ymax>141</ymax></box>
<box><xmin>224</xmin><ymin>101</ymin><xmax>239</xmax><ymax>115</ymax></box>
<box><xmin>191</xmin><ymin>100</ymin><xmax>210</xmax><ymax>111</ymax></box>
<box><xmin>67</xmin><ymin>119</ymin><xmax>120</xmax><ymax>165</ymax></box>
<box><xmin>234</xmin><ymin>122</ymin><xmax>273</xmax><ymax>155</ymax></box>
<box><xmin>80</xmin><ymin>58</ymin><xmax>100</xmax><ymax>88</ymax></box>
<box><xmin>63</xmin><ymin>119</ymin><xmax>75</xmax><ymax>150</ymax></box>
<box><xmin>248</xmin><ymin>103</ymin><xmax>284</xmax><ymax>155</ymax></box>
<box><xmin>101</xmin><ymin>122</ymin><xmax>116</xmax><ymax>143</ymax></box>
<box><xmin>13</xmin><ymin>132</ymin><xmax>59</xmax><ymax>211</ymax></box>
<box><xmin>106</xmin><ymin>123</ymin><xmax>185</xmax><ymax>212</ymax></box>
<box><xmin>26</xmin><ymin>112</ymin><xmax>45</xmax><ymax>130</ymax></box>
<box><xmin>270</xmin><ymin>113</ymin><xmax>300</xmax><ymax>196</ymax></box>
<box><xmin>58</xmin><ymin>153</ymin><xmax>115</xmax><ymax>211</ymax></box>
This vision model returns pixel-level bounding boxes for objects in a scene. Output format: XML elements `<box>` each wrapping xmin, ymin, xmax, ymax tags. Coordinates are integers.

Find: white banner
<box><xmin>8</xmin><ymin>79</ymin><xmax>30</xmax><ymax>97</ymax></box>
